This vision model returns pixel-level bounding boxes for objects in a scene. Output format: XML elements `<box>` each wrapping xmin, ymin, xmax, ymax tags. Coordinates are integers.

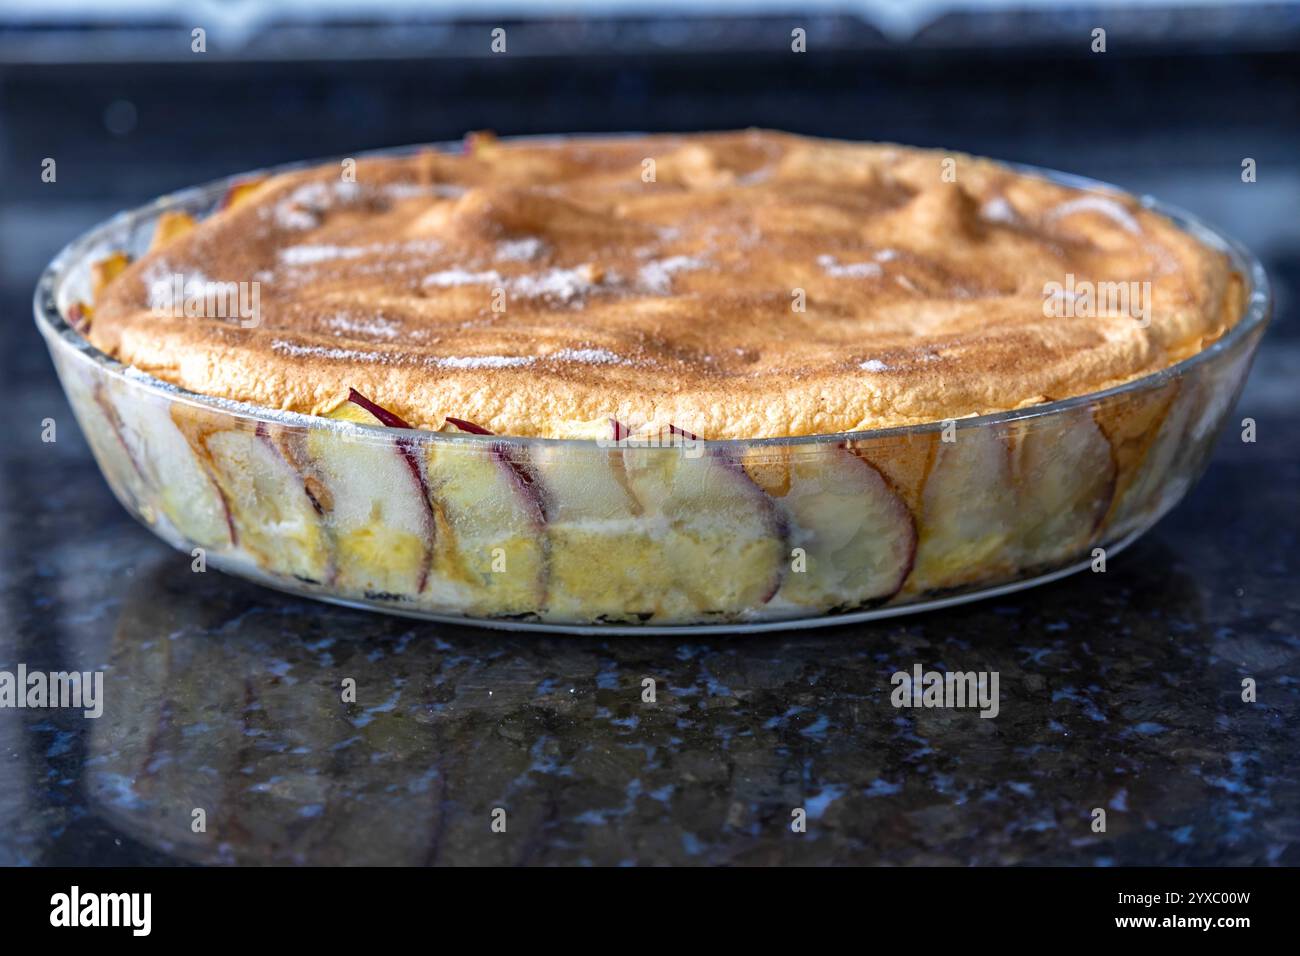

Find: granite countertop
<box><xmin>2</xmin><ymin>310</ymin><xmax>1297</xmax><ymax>866</ymax></box>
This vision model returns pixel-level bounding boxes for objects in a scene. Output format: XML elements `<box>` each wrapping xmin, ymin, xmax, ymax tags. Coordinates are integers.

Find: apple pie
<box><xmin>40</xmin><ymin>131</ymin><xmax>1263</xmax><ymax>627</ymax></box>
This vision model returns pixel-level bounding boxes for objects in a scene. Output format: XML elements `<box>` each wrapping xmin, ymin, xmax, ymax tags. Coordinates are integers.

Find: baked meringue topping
<box><xmin>86</xmin><ymin>130</ymin><xmax>1245</xmax><ymax>439</ymax></box>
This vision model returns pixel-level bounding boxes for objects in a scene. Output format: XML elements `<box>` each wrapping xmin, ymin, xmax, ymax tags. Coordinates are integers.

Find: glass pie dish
<box><xmin>34</xmin><ymin>149</ymin><xmax>1271</xmax><ymax>633</ymax></box>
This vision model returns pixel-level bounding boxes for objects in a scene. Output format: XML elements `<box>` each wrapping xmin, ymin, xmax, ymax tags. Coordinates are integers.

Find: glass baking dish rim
<box><xmin>32</xmin><ymin>137</ymin><xmax>1273</xmax><ymax>451</ymax></box>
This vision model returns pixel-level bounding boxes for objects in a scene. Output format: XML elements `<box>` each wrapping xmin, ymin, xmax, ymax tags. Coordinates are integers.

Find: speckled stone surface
<box><xmin>2</xmin><ymin>317</ymin><xmax>1297</xmax><ymax>866</ymax></box>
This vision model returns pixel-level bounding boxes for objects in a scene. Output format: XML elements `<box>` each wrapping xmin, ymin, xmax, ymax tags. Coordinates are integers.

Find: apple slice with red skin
<box><xmin>79</xmin><ymin>379</ymin><xmax>234</xmax><ymax>549</ymax></box>
<box><xmin>305</xmin><ymin>389</ymin><xmax>436</xmax><ymax>600</ymax></box>
<box><xmin>1094</xmin><ymin>382</ymin><xmax>1177</xmax><ymax>528</ymax></box>
<box><xmin>1010</xmin><ymin>408</ymin><xmax>1116</xmax><ymax>570</ymax></box>
<box><xmin>76</xmin><ymin>378</ymin><xmax>154</xmax><ymax>517</ymax></box>
<box><xmin>351</xmin><ymin>389</ymin><xmax>415</xmax><ymax>430</ymax></box>
<box><xmin>424</xmin><ymin>417</ymin><xmax>547</xmax><ymax>616</ymax></box>
<box><xmin>745</xmin><ymin>442</ymin><xmax>916</xmax><ymax>612</ymax></box>
<box><xmin>442</xmin><ymin>417</ymin><xmax>546</xmax><ymax>526</ymax></box>
<box><xmin>444</xmin><ymin>416</ymin><xmax>490</xmax><ymax>435</ymax></box>
<box><xmin>1166</xmin><ymin>346</ymin><xmax>1252</xmax><ymax>498</ymax></box>
<box><xmin>531</xmin><ymin>418</ymin><xmax>675</xmax><ymax>622</ymax></box>
<box><xmin>903</xmin><ymin>425</ymin><xmax>1019</xmax><ymax>595</ymax></box>
<box><xmin>61</xmin><ymin>312</ymin><xmax>149</xmax><ymax>511</ymax></box>
<box><xmin>619</xmin><ymin>423</ymin><xmax>787</xmax><ymax>620</ymax></box>
<box><xmin>1095</xmin><ymin>380</ymin><xmax>1198</xmax><ymax>536</ymax></box>
<box><xmin>121</xmin><ymin>395</ymin><xmax>234</xmax><ymax>549</ymax></box>
<box><xmin>173</xmin><ymin>414</ymin><xmax>331</xmax><ymax>584</ymax></box>
<box><xmin>338</xmin><ymin>388</ymin><xmax>431</xmax><ymax>502</ymax></box>
<box><xmin>67</xmin><ymin>301</ymin><xmax>92</xmax><ymax>334</ymax></box>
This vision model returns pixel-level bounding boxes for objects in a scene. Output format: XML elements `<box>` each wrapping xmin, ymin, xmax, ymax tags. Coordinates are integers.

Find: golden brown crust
<box><xmin>87</xmin><ymin>130</ymin><xmax>1243</xmax><ymax>439</ymax></box>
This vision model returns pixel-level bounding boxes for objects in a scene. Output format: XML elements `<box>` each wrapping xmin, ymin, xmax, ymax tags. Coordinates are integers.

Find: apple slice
<box><xmin>68</xmin><ymin>374</ymin><xmax>153</xmax><ymax>516</ymax></box>
<box><xmin>1110</xmin><ymin>357</ymin><xmax>1248</xmax><ymax>537</ymax></box>
<box><xmin>70</xmin><ymin>374</ymin><xmax>230</xmax><ymax>547</ymax></box>
<box><xmin>75</xmin><ymin>377</ymin><xmax>232</xmax><ymax>551</ymax></box>
<box><xmin>305</xmin><ymin>389</ymin><xmax>435</xmax><ymax>600</ymax></box>
<box><xmin>424</xmin><ymin>418</ymin><xmax>547</xmax><ymax>616</ymax></box>
<box><xmin>850</xmin><ymin>431</ymin><xmax>938</xmax><ymax>518</ymax></box>
<box><xmin>904</xmin><ymin>425</ymin><xmax>1018</xmax><ymax>594</ymax></box>
<box><xmin>745</xmin><ymin>443</ymin><xmax>916</xmax><ymax>611</ymax></box>
<box><xmin>90</xmin><ymin>252</ymin><xmax>130</xmax><ymax>300</ymax></box>
<box><xmin>219</xmin><ymin>177</ymin><xmax>269</xmax><ymax>212</ymax></box>
<box><xmin>1171</xmin><ymin>347</ymin><xmax>1253</xmax><ymax>481</ymax></box>
<box><xmin>175</xmin><ymin>415</ymin><xmax>331</xmax><ymax>583</ymax></box>
<box><xmin>104</xmin><ymin>393</ymin><xmax>234</xmax><ymax>549</ymax></box>
<box><xmin>63</xmin><ymin>348</ymin><xmax>231</xmax><ymax>551</ymax></box>
<box><xmin>1094</xmin><ymin>381</ymin><xmax>1180</xmax><ymax>534</ymax></box>
<box><xmin>149</xmin><ymin>210</ymin><xmax>197</xmax><ymax>251</ymax></box>
<box><xmin>620</xmin><ymin>425</ymin><xmax>786</xmax><ymax>620</ymax></box>
<box><xmin>1010</xmin><ymin>408</ymin><xmax>1116</xmax><ymax>569</ymax></box>
<box><xmin>1103</xmin><ymin>382</ymin><xmax>1198</xmax><ymax>535</ymax></box>
<box><xmin>532</xmin><ymin>418</ymin><xmax>671</xmax><ymax>622</ymax></box>
<box><xmin>464</xmin><ymin>130</ymin><xmax>500</xmax><ymax>157</ymax></box>
<box><xmin>66</xmin><ymin>300</ymin><xmax>93</xmax><ymax>334</ymax></box>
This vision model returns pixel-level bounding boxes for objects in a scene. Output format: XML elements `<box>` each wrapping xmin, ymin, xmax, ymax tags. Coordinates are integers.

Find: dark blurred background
<box><xmin>1</xmin><ymin>0</ymin><xmax>1297</xmax><ymax>408</ymax></box>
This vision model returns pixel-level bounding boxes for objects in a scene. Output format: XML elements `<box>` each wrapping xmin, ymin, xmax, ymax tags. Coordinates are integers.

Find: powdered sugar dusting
<box><xmin>275</xmin><ymin>206</ymin><xmax>319</xmax><ymax>231</ymax></box>
<box><xmin>817</xmin><ymin>254</ymin><xmax>883</xmax><ymax>279</ymax></box>
<box><xmin>144</xmin><ymin>266</ymin><xmax>229</xmax><ymax>312</ymax></box>
<box><xmin>423</xmin><ymin>268</ymin><xmax>503</xmax><ymax>288</ymax></box>
<box><xmin>977</xmin><ymin>196</ymin><xmax>1019</xmax><ymax>223</ymax></box>
<box><xmin>272</xmin><ymin>338</ymin><xmax>535</xmax><ymax>370</ymax></box>
<box><xmin>272</xmin><ymin>340</ymin><xmax>380</xmax><ymax>363</ymax></box>
<box><xmin>511</xmin><ymin>265</ymin><xmax>601</xmax><ymax>303</ymax></box>
<box><xmin>281</xmin><ymin>238</ymin><xmax>443</xmax><ymax>266</ymax></box>
<box><xmin>637</xmin><ymin>255</ymin><xmax>706</xmax><ymax>294</ymax></box>
<box><xmin>140</xmin><ymin>258</ymin><xmax>177</xmax><ymax>303</ymax></box>
<box><xmin>980</xmin><ymin>196</ymin><xmax>1019</xmax><ymax>224</ymax></box>
<box><xmin>550</xmin><ymin>347</ymin><xmax>626</xmax><ymax>365</ymax></box>
<box><xmin>859</xmin><ymin>358</ymin><xmax>890</xmax><ymax>372</ymax></box>
<box><xmin>1048</xmin><ymin>195</ymin><xmax>1142</xmax><ymax>234</ymax></box>
<box><xmin>384</xmin><ymin>182</ymin><xmax>467</xmax><ymax>200</ymax></box>
<box><xmin>325</xmin><ymin>312</ymin><xmax>402</xmax><ymax>340</ymax></box>
<box><xmin>433</xmin><ymin>355</ymin><xmax>535</xmax><ymax>369</ymax></box>
<box><xmin>280</xmin><ymin>244</ymin><xmax>368</xmax><ymax>266</ymax></box>
<box><xmin>496</xmin><ymin>237</ymin><xmax>546</xmax><ymax>262</ymax></box>
<box><xmin>421</xmin><ymin>263</ymin><xmax>607</xmax><ymax>305</ymax></box>
<box><xmin>273</xmin><ymin>180</ymin><xmax>363</xmax><ymax>231</ymax></box>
